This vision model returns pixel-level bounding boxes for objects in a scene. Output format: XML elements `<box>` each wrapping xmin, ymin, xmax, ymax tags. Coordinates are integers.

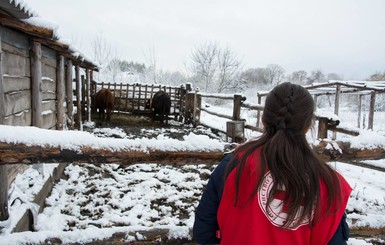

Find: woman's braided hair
<box><xmin>226</xmin><ymin>82</ymin><xmax>342</xmax><ymax>228</ymax></box>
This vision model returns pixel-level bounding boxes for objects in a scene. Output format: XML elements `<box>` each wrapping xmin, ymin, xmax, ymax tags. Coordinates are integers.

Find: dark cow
<box><xmin>147</xmin><ymin>91</ymin><xmax>171</xmax><ymax>125</ymax></box>
<box><xmin>92</xmin><ymin>88</ymin><xmax>114</xmax><ymax>122</ymax></box>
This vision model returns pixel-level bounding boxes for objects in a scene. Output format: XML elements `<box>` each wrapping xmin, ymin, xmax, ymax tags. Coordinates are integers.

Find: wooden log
<box><xmin>332</xmin><ymin>85</ymin><xmax>341</xmax><ymax>140</ymax></box>
<box><xmin>86</xmin><ymin>69</ymin><xmax>91</xmax><ymax>122</ymax></box>
<box><xmin>0</xmin><ymin>164</ymin><xmax>9</xmax><ymax>221</ymax></box>
<box><xmin>244</xmin><ymin>124</ymin><xmax>264</xmax><ymax>133</ymax></box>
<box><xmin>2</xmin><ymin>49</ymin><xmax>30</xmax><ymax>77</ymax></box>
<box><xmin>4</xmin><ymin>90</ymin><xmax>31</xmax><ymax>115</ymax></box>
<box><xmin>3</xmin><ymin>110</ymin><xmax>31</xmax><ymax>126</ymax></box>
<box><xmin>193</xmin><ymin>92</ymin><xmax>201</xmax><ymax>127</ymax></box>
<box><xmin>0</xmin><ymin>142</ymin><xmax>225</xmax><ymax>166</ymax></box>
<box><xmin>81</xmin><ymin>75</ymin><xmax>86</xmax><ymax>116</ymax></box>
<box><xmin>233</xmin><ymin>94</ymin><xmax>242</xmax><ymax>121</ymax></box>
<box><xmin>357</xmin><ymin>94</ymin><xmax>362</xmax><ymax>128</ymax></box>
<box><xmin>0</xmin><ymin>27</ymin><xmax>4</xmax><ymax>125</ymax></box>
<box><xmin>12</xmin><ymin>163</ymin><xmax>67</xmax><ymax>232</ymax></box>
<box><xmin>317</xmin><ymin>117</ymin><xmax>329</xmax><ymax>139</ymax></box>
<box><xmin>2</xmin><ymin>76</ymin><xmax>30</xmax><ymax>93</ymax></box>
<box><xmin>31</xmin><ymin>41</ymin><xmax>43</xmax><ymax>128</ymax></box>
<box><xmin>256</xmin><ymin>95</ymin><xmax>262</xmax><ymax>128</ymax></box>
<box><xmin>368</xmin><ymin>91</ymin><xmax>375</xmax><ymax>130</ymax></box>
<box><xmin>66</xmin><ymin>60</ymin><xmax>74</xmax><ymax>129</ymax></box>
<box><xmin>328</xmin><ymin>125</ymin><xmax>360</xmax><ymax>137</ymax></box>
<box><xmin>200</xmin><ymin>107</ymin><xmax>232</xmax><ymax>120</ymax></box>
<box><xmin>56</xmin><ymin>55</ymin><xmax>65</xmax><ymax>130</ymax></box>
<box><xmin>313</xmin><ymin>141</ymin><xmax>385</xmax><ymax>162</ymax></box>
<box><xmin>75</xmin><ymin>66</ymin><xmax>81</xmax><ymax>127</ymax></box>
<box><xmin>0</xmin><ymin>12</ymin><xmax>53</xmax><ymax>39</ymax></box>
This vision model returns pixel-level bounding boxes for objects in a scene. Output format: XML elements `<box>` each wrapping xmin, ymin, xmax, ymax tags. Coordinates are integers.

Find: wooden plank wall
<box><xmin>1</xmin><ymin>27</ymin><xmax>31</xmax><ymax>126</ymax></box>
<box><xmin>0</xmin><ymin>27</ymin><xmax>33</xmax><ymax>189</ymax></box>
<box><xmin>41</xmin><ymin>45</ymin><xmax>57</xmax><ymax>129</ymax></box>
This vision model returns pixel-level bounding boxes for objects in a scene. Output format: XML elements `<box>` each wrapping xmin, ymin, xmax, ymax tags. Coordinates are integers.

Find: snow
<box><xmin>0</xmin><ymin>105</ymin><xmax>385</xmax><ymax>244</ymax></box>
<box><xmin>0</xmin><ymin>125</ymin><xmax>225</xmax><ymax>153</ymax></box>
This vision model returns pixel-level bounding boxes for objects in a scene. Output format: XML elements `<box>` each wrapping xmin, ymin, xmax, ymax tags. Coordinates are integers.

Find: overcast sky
<box><xmin>27</xmin><ymin>0</ymin><xmax>385</xmax><ymax>79</ymax></box>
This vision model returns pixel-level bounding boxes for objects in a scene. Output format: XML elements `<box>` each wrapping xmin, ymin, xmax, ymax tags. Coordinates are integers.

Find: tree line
<box><xmin>90</xmin><ymin>35</ymin><xmax>384</xmax><ymax>94</ymax></box>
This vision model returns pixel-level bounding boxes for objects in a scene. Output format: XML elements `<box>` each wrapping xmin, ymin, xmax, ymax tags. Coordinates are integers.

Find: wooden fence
<box><xmin>192</xmin><ymin>91</ymin><xmax>366</xmax><ymax>142</ymax></box>
<box><xmin>89</xmin><ymin>82</ymin><xmax>188</xmax><ymax>121</ymax></box>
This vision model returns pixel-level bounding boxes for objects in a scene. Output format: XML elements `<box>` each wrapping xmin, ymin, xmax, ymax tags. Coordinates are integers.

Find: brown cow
<box><xmin>92</xmin><ymin>88</ymin><xmax>114</xmax><ymax>122</ymax></box>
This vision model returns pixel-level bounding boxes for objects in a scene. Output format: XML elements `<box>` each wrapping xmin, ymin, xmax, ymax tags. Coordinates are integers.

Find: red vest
<box><xmin>217</xmin><ymin>149</ymin><xmax>352</xmax><ymax>245</ymax></box>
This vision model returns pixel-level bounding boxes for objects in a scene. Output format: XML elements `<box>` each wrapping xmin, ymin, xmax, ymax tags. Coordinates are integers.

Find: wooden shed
<box><xmin>0</xmin><ymin>0</ymin><xmax>98</xmax><ymax>220</ymax></box>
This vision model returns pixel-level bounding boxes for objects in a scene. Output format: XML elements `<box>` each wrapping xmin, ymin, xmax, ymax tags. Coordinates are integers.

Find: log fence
<box><xmin>91</xmin><ymin>82</ymin><xmax>185</xmax><ymax>120</ymax></box>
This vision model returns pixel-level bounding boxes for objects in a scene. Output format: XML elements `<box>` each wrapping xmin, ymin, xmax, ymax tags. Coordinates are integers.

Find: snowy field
<box><xmin>1</xmin><ymin>103</ymin><xmax>385</xmax><ymax>244</ymax></box>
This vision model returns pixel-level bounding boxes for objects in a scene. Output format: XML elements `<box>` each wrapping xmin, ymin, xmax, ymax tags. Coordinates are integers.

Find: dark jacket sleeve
<box><xmin>328</xmin><ymin>212</ymin><xmax>349</xmax><ymax>245</ymax></box>
<box><xmin>193</xmin><ymin>153</ymin><xmax>233</xmax><ymax>244</ymax></box>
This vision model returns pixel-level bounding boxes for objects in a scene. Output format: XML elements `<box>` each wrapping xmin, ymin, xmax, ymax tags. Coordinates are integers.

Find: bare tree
<box><xmin>307</xmin><ymin>70</ymin><xmax>326</xmax><ymax>84</ymax></box>
<box><xmin>91</xmin><ymin>32</ymin><xmax>113</xmax><ymax>67</ymax></box>
<box><xmin>216</xmin><ymin>47</ymin><xmax>242</xmax><ymax>93</ymax></box>
<box><xmin>189</xmin><ymin>42</ymin><xmax>243</xmax><ymax>93</ymax></box>
<box><xmin>369</xmin><ymin>71</ymin><xmax>385</xmax><ymax>81</ymax></box>
<box><xmin>189</xmin><ymin>42</ymin><xmax>219</xmax><ymax>92</ymax></box>
<box><xmin>143</xmin><ymin>45</ymin><xmax>159</xmax><ymax>84</ymax></box>
<box><xmin>327</xmin><ymin>73</ymin><xmax>343</xmax><ymax>81</ymax></box>
<box><xmin>265</xmin><ymin>64</ymin><xmax>285</xmax><ymax>85</ymax></box>
<box><xmin>286</xmin><ymin>70</ymin><xmax>308</xmax><ymax>85</ymax></box>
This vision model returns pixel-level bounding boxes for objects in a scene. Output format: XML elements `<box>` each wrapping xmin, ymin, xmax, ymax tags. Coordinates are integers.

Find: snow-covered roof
<box><xmin>0</xmin><ymin>0</ymin><xmax>99</xmax><ymax>70</ymax></box>
<box><xmin>0</xmin><ymin>0</ymin><xmax>37</xmax><ymax>19</ymax></box>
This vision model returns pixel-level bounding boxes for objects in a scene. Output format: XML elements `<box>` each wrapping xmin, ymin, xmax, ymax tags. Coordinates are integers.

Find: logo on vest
<box><xmin>258</xmin><ymin>171</ymin><xmax>311</xmax><ymax>230</ymax></box>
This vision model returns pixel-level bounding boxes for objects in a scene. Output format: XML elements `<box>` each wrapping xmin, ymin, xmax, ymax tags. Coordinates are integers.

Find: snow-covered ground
<box><xmin>0</xmin><ymin>103</ymin><xmax>385</xmax><ymax>244</ymax></box>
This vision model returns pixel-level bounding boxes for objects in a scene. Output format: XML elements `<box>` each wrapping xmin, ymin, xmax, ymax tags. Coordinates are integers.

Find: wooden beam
<box><xmin>232</xmin><ymin>94</ymin><xmax>242</xmax><ymax>121</ymax></box>
<box><xmin>66</xmin><ymin>60</ymin><xmax>74</xmax><ymax>129</ymax></box>
<box><xmin>56</xmin><ymin>55</ymin><xmax>65</xmax><ymax>130</ymax></box>
<box><xmin>0</xmin><ymin>26</ymin><xmax>5</xmax><ymax>124</ymax></box>
<box><xmin>31</xmin><ymin>41</ymin><xmax>43</xmax><ymax>128</ymax></box>
<box><xmin>32</xmin><ymin>37</ymin><xmax>97</xmax><ymax>71</ymax></box>
<box><xmin>86</xmin><ymin>69</ymin><xmax>91</xmax><ymax>122</ymax></box>
<box><xmin>357</xmin><ymin>94</ymin><xmax>362</xmax><ymax>128</ymax></box>
<box><xmin>368</xmin><ymin>91</ymin><xmax>376</xmax><ymax>130</ymax></box>
<box><xmin>332</xmin><ymin>85</ymin><xmax>341</xmax><ymax>140</ymax></box>
<box><xmin>0</xmin><ymin>142</ymin><xmax>224</xmax><ymax>165</ymax></box>
<box><xmin>0</xmin><ymin>12</ymin><xmax>53</xmax><ymax>39</ymax></box>
<box><xmin>0</xmin><ymin>164</ymin><xmax>9</xmax><ymax>221</ymax></box>
<box><xmin>75</xmin><ymin>66</ymin><xmax>82</xmax><ymax>127</ymax></box>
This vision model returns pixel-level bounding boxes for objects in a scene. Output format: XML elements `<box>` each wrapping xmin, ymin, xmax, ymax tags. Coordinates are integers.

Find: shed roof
<box><xmin>0</xmin><ymin>0</ymin><xmax>99</xmax><ymax>70</ymax></box>
<box><xmin>0</xmin><ymin>0</ymin><xmax>35</xmax><ymax>19</ymax></box>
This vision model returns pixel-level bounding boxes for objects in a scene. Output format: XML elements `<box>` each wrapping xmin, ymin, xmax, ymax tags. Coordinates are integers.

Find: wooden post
<box><xmin>179</xmin><ymin>85</ymin><xmax>186</xmax><ymax>122</ymax></box>
<box><xmin>317</xmin><ymin>117</ymin><xmax>329</xmax><ymax>139</ymax></box>
<box><xmin>65</xmin><ymin>60</ymin><xmax>74</xmax><ymax>129</ymax></box>
<box><xmin>0</xmin><ymin>28</ymin><xmax>5</xmax><ymax>125</ymax></box>
<box><xmin>81</xmin><ymin>74</ymin><xmax>86</xmax><ymax>116</ymax></box>
<box><xmin>56</xmin><ymin>55</ymin><xmax>65</xmax><ymax>130</ymax></box>
<box><xmin>0</xmin><ymin>164</ymin><xmax>9</xmax><ymax>221</ymax></box>
<box><xmin>313</xmin><ymin>94</ymin><xmax>318</xmax><ymax>111</ymax></box>
<box><xmin>186</xmin><ymin>83</ymin><xmax>192</xmax><ymax>92</ymax></box>
<box><xmin>86</xmin><ymin>69</ymin><xmax>91</xmax><ymax>122</ymax></box>
<box><xmin>357</xmin><ymin>94</ymin><xmax>362</xmax><ymax>128</ymax></box>
<box><xmin>233</xmin><ymin>94</ymin><xmax>242</xmax><ymax>121</ymax></box>
<box><xmin>125</xmin><ymin>84</ymin><xmax>129</xmax><ymax>112</ymax></box>
<box><xmin>256</xmin><ymin>95</ymin><xmax>262</xmax><ymax>128</ymax></box>
<box><xmin>118</xmin><ymin>83</ymin><xmax>122</xmax><ymax>114</ymax></box>
<box><xmin>192</xmin><ymin>89</ymin><xmax>201</xmax><ymax>127</ymax></box>
<box><xmin>31</xmin><ymin>42</ymin><xmax>43</xmax><ymax>128</ymax></box>
<box><xmin>75</xmin><ymin>66</ymin><xmax>82</xmax><ymax>128</ymax></box>
<box><xmin>368</xmin><ymin>91</ymin><xmax>376</xmax><ymax>130</ymax></box>
<box><xmin>332</xmin><ymin>85</ymin><xmax>341</xmax><ymax>140</ymax></box>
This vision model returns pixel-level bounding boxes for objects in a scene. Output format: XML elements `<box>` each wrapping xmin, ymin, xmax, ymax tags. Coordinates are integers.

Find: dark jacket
<box><xmin>193</xmin><ymin>153</ymin><xmax>349</xmax><ymax>244</ymax></box>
